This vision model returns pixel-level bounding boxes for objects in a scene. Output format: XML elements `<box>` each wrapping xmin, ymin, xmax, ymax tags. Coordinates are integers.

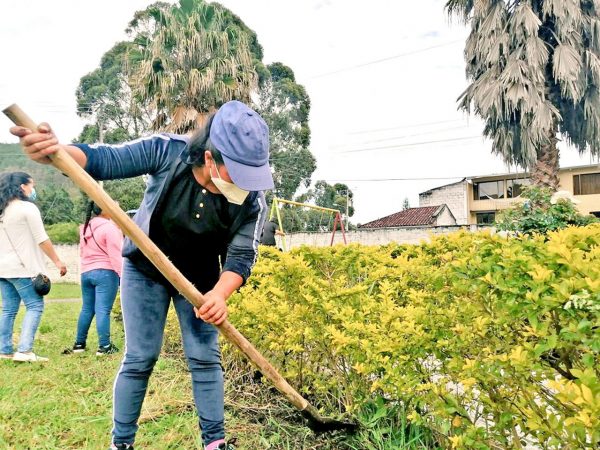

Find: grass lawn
<box><xmin>0</xmin><ymin>302</ymin><xmax>379</xmax><ymax>450</ymax></box>
<box><xmin>45</xmin><ymin>282</ymin><xmax>82</xmax><ymax>300</ymax></box>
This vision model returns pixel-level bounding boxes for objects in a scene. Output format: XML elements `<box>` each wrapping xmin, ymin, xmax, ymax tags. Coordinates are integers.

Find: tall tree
<box><xmin>104</xmin><ymin>178</ymin><xmax>147</xmax><ymax>213</ymax></box>
<box><xmin>256</xmin><ymin>62</ymin><xmax>316</xmax><ymax>201</ymax></box>
<box><xmin>130</xmin><ymin>0</ymin><xmax>258</xmax><ymax>132</ymax></box>
<box><xmin>76</xmin><ymin>41</ymin><xmax>150</xmax><ymax>141</ymax></box>
<box><xmin>75</xmin><ymin>1</ymin><xmax>317</xmax><ymax>202</ymax></box>
<box><xmin>37</xmin><ymin>186</ymin><xmax>76</xmax><ymax>225</ymax></box>
<box><xmin>446</xmin><ymin>0</ymin><xmax>600</xmax><ymax>189</ymax></box>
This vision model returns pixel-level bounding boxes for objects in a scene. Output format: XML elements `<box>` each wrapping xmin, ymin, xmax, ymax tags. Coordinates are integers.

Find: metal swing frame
<box><xmin>268</xmin><ymin>198</ymin><xmax>347</xmax><ymax>251</ymax></box>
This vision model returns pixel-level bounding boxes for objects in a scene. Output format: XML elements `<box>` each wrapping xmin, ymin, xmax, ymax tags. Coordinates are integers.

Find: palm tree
<box><xmin>129</xmin><ymin>0</ymin><xmax>257</xmax><ymax>133</ymax></box>
<box><xmin>446</xmin><ymin>0</ymin><xmax>600</xmax><ymax>189</ymax></box>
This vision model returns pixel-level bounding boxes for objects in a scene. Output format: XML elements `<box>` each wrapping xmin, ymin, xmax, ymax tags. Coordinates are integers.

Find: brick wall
<box><xmin>419</xmin><ymin>181</ymin><xmax>468</xmax><ymax>224</ymax></box>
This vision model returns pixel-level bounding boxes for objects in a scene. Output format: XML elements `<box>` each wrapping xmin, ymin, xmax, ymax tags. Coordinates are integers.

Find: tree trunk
<box><xmin>531</xmin><ymin>128</ymin><xmax>560</xmax><ymax>190</ymax></box>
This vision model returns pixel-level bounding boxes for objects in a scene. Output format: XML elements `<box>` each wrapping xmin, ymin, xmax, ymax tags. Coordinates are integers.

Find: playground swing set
<box><xmin>268</xmin><ymin>197</ymin><xmax>347</xmax><ymax>251</ymax></box>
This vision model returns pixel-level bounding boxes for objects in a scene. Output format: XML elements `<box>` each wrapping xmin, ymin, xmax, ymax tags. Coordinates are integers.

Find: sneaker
<box><xmin>13</xmin><ymin>352</ymin><xmax>49</xmax><ymax>362</ymax></box>
<box><xmin>206</xmin><ymin>439</ymin><xmax>236</xmax><ymax>450</ymax></box>
<box><xmin>63</xmin><ymin>342</ymin><xmax>86</xmax><ymax>355</ymax></box>
<box><xmin>73</xmin><ymin>342</ymin><xmax>86</xmax><ymax>353</ymax></box>
<box><xmin>0</xmin><ymin>353</ymin><xmax>14</xmax><ymax>360</ymax></box>
<box><xmin>97</xmin><ymin>343</ymin><xmax>119</xmax><ymax>356</ymax></box>
<box><xmin>110</xmin><ymin>444</ymin><xmax>133</xmax><ymax>450</ymax></box>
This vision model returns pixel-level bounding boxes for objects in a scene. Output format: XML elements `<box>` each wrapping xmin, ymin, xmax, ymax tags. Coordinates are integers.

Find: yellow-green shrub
<box><xmin>227</xmin><ymin>225</ymin><xmax>600</xmax><ymax>449</ymax></box>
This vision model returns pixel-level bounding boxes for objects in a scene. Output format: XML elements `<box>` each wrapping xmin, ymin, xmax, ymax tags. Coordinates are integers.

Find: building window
<box><xmin>591</xmin><ymin>211</ymin><xmax>600</xmax><ymax>218</ymax></box>
<box><xmin>474</xmin><ymin>181</ymin><xmax>505</xmax><ymax>200</ymax></box>
<box><xmin>507</xmin><ymin>178</ymin><xmax>531</xmax><ymax>198</ymax></box>
<box><xmin>574</xmin><ymin>173</ymin><xmax>600</xmax><ymax>195</ymax></box>
<box><xmin>476</xmin><ymin>212</ymin><xmax>496</xmax><ymax>225</ymax></box>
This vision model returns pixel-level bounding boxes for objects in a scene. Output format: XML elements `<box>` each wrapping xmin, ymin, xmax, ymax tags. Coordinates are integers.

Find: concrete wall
<box><xmin>433</xmin><ymin>206</ymin><xmax>457</xmax><ymax>226</ymax></box>
<box><xmin>279</xmin><ymin>225</ymin><xmax>473</xmax><ymax>249</ymax></box>
<box><xmin>45</xmin><ymin>244</ymin><xmax>80</xmax><ymax>283</ymax></box>
<box><xmin>419</xmin><ymin>182</ymin><xmax>468</xmax><ymax>225</ymax></box>
<box><xmin>51</xmin><ymin>225</ymin><xmax>479</xmax><ymax>282</ymax></box>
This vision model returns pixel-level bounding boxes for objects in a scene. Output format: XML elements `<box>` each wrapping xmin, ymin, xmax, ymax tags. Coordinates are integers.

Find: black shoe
<box><xmin>62</xmin><ymin>342</ymin><xmax>86</xmax><ymax>355</ymax></box>
<box><xmin>96</xmin><ymin>343</ymin><xmax>119</xmax><ymax>356</ymax></box>
<box><xmin>217</xmin><ymin>439</ymin><xmax>236</xmax><ymax>449</ymax></box>
<box><xmin>73</xmin><ymin>342</ymin><xmax>86</xmax><ymax>353</ymax></box>
<box><xmin>110</xmin><ymin>443</ymin><xmax>133</xmax><ymax>450</ymax></box>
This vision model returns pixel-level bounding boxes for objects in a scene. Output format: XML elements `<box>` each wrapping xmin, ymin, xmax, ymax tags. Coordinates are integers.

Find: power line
<box><xmin>320</xmin><ymin>176</ymin><xmax>467</xmax><ymax>182</ymax></box>
<box><xmin>348</xmin><ymin>118</ymin><xmax>467</xmax><ymax>135</ymax></box>
<box><xmin>335</xmin><ymin>135</ymin><xmax>483</xmax><ymax>153</ymax></box>
<box><xmin>331</xmin><ymin>125</ymin><xmax>474</xmax><ymax>149</ymax></box>
<box><xmin>311</xmin><ymin>40</ymin><xmax>463</xmax><ymax>79</ymax></box>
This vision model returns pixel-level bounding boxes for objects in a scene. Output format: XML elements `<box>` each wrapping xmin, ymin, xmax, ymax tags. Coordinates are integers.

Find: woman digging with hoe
<box><xmin>11</xmin><ymin>100</ymin><xmax>272</xmax><ymax>450</ymax></box>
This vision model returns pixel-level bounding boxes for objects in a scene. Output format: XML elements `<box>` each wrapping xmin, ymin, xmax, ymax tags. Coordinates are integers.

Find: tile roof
<box><xmin>359</xmin><ymin>206</ymin><xmax>443</xmax><ymax>228</ymax></box>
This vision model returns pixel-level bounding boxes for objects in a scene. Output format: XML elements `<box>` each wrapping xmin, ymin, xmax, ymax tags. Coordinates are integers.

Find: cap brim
<box><xmin>222</xmin><ymin>154</ymin><xmax>274</xmax><ymax>191</ymax></box>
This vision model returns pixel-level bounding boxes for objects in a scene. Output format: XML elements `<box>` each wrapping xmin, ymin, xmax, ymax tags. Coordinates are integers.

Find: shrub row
<box><xmin>226</xmin><ymin>225</ymin><xmax>600</xmax><ymax>449</ymax></box>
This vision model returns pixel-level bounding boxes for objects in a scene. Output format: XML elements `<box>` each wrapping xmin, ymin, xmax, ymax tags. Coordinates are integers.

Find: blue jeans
<box><xmin>112</xmin><ymin>259</ymin><xmax>224</xmax><ymax>446</ymax></box>
<box><xmin>76</xmin><ymin>269</ymin><xmax>120</xmax><ymax>348</ymax></box>
<box><xmin>0</xmin><ymin>277</ymin><xmax>44</xmax><ymax>354</ymax></box>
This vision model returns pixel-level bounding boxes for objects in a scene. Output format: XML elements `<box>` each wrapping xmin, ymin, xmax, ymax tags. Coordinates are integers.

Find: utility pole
<box><xmin>345</xmin><ymin>189</ymin><xmax>349</xmax><ymax>218</ymax></box>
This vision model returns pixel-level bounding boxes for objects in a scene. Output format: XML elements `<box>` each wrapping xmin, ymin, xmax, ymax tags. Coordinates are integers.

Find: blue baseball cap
<box><xmin>209</xmin><ymin>100</ymin><xmax>274</xmax><ymax>191</ymax></box>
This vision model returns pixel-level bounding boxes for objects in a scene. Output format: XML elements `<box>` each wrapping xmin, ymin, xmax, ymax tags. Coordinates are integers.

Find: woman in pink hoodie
<box><xmin>69</xmin><ymin>201</ymin><xmax>123</xmax><ymax>355</ymax></box>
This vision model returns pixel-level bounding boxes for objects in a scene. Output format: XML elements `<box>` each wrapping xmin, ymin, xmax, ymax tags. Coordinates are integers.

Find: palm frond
<box><xmin>553</xmin><ymin>44</ymin><xmax>584</xmax><ymax>100</ymax></box>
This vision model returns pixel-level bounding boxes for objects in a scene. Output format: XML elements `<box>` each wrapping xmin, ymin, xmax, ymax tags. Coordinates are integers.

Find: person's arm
<box><xmin>221</xmin><ymin>194</ymin><xmax>267</xmax><ymax>281</ymax></box>
<box><xmin>195</xmin><ymin>193</ymin><xmax>267</xmax><ymax>325</ymax></box>
<box><xmin>10</xmin><ymin>123</ymin><xmax>181</xmax><ymax>180</ymax></box>
<box><xmin>24</xmin><ymin>203</ymin><xmax>67</xmax><ymax>276</ymax></box>
<box><xmin>39</xmin><ymin>240</ymin><xmax>67</xmax><ymax>276</ymax></box>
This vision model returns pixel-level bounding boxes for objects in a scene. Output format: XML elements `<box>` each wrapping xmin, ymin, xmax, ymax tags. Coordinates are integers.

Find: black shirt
<box><xmin>139</xmin><ymin>165</ymin><xmax>231</xmax><ymax>292</ymax></box>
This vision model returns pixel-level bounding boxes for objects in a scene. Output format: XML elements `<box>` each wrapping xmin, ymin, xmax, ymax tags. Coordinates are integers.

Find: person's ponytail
<box><xmin>82</xmin><ymin>201</ymin><xmax>100</xmax><ymax>244</ymax></box>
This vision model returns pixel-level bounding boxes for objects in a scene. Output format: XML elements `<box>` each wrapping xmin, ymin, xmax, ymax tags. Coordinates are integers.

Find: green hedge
<box><xmin>226</xmin><ymin>225</ymin><xmax>600</xmax><ymax>449</ymax></box>
<box><xmin>46</xmin><ymin>222</ymin><xmax>79</xmax><ymax>245</ymax></box>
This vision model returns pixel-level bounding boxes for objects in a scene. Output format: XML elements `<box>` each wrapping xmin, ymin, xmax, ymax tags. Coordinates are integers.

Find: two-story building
<box><xmin>419</xmin><ymin>164</ymin><xmax>600</xmax><ymax>225</ymax></box>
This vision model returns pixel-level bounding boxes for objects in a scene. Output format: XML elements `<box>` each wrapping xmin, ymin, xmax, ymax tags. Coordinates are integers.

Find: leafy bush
<box><xmin>46</xmin><ymin>222</ymin><xmax>79</xmax><ymax>244</ymax></box>
<box><xmin>226</xmin><ymin>226</ymin><xmax>600</xmax><ymax>449</ymax></box>
<box><xmin>496</xmin><ymin>186</ymin><xmax>597</xmax><ymax>234</ymax></box>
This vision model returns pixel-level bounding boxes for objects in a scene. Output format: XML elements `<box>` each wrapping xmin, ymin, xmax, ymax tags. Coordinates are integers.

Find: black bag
<box><xmin>32</xmin><ymin>273</ymin><xmax>51</xmax><ymax>296</ymax></box>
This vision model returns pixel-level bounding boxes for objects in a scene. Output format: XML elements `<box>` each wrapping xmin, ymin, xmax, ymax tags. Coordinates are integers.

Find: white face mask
<box><xmin>211</xmin><ymin>164</ymin><xmax>249</xmax><ymax>205</ymax></box>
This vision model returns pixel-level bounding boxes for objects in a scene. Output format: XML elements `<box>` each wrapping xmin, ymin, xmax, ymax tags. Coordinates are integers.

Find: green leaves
<box><xmin>228</xmin><ymin>224</ymin><xmax>600</xmax><ymax>448</ymax></box>
<box><xmin>496</xmin><ymin>185</ymin><xmax>598</xmax><ymax>234</ymax></box>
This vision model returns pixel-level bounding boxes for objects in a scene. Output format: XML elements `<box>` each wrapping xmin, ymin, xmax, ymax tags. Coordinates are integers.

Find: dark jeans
<box><xmin>112</xmin><ymin>259</ymin><xmax>224</xmax><ymax>447</ymax></box>
<box><xmin>0</xmin><ymin>277</ymin><xmax>44</xmax><ymax>354</ymax></box>
<box><xmin>76</xmin><ymin>269</ymin><xmax>120</xmax><ymax>347</ymax></box>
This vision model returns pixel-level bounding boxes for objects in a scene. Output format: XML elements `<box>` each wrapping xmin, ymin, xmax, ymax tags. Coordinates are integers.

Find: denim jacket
<box><xmin>74</xmin><ymin>134</ymin><xmax>267</xmax><ymax>282</ymax></box>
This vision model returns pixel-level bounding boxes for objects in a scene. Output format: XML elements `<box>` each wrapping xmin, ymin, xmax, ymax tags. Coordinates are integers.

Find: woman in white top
<box><xmin>0</xmin><ymin>172</ymin><xmax>67</xmax><ymax>362</ymax></box>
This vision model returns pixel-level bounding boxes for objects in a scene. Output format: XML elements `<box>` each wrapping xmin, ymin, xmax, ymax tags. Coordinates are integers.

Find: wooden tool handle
<box><xmin>2</xmin><ymin>104</ymin><xmax>312</xmax><ymax>414</ymax></box>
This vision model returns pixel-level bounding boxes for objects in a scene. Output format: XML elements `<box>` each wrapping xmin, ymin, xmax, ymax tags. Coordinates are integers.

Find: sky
<box><xmin>0</xmin><ymin>0</ymin><xmax>597</xmax><ymax>223</ymax></box>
